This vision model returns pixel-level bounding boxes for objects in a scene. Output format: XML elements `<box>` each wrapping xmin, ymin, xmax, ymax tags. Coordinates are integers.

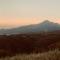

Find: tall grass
<box><xmin>0</xmin><ymin>49</ymin><xmax>60</xmax><ymax>60</ymax></box>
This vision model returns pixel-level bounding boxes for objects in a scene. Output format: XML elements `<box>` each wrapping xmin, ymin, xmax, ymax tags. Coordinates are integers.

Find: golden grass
<box><xmin>0</xmin><ymin>49</ymin><xmax>60</xmax><ymax>60</ymax></box>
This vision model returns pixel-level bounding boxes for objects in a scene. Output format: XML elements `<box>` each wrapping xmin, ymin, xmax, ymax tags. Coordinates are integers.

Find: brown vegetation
<box><xmin>0</xmin><ymin>31</ymin><xmax>60</xmax><ymax>57</ymax></box>
<box><xmin>0</xmin><ymin>49</ymin><xmax>60</xmax><ymax>60</ymax></box>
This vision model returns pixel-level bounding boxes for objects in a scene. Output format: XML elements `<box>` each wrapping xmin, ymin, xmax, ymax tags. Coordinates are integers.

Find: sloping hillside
<box><xmin>0</xmin><ymin>20</ymin><xmax>60</xmax><ymax>35</ymax></box>
<box><xmin>0</xmin><ymin>31</ymin><xmax>60</xmax><ymax>57</ymax></box>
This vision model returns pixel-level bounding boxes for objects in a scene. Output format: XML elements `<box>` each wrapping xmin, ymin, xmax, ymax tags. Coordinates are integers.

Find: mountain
<box><xmin>0</xmin><ymin>20</ymin><xmax>60</xmax><ymax>35</ymax></box>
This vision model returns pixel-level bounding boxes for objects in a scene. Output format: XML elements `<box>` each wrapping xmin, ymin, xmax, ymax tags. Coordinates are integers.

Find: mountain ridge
<box><xmin>0</xmin><ymin>20</ymin><xmax>60</xmax><ymax>35</ymax></box>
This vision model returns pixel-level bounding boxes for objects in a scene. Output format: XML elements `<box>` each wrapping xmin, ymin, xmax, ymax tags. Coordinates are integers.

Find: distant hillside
<box><xmin>0</xmin><ymin>31</ymin><xmax>60</xmax><ymax>57</ymax></box>
<box><xmin>0</xmin><ymin>20</ymin><xmax>60</xmax><ymax>35</ymax></box>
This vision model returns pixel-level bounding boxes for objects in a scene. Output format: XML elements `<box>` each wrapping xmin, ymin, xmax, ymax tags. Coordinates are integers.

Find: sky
<box><xmin>0</xmin><ymin>0</ymin><xmax>60</xmax><ymax>28</ymax></box>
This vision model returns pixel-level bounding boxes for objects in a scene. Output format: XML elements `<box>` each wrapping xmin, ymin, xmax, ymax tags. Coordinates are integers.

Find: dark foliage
<box><xmin>0</xmin><ymin>31</ymin><xmax>60</xmax><ymax>57</ymax></box>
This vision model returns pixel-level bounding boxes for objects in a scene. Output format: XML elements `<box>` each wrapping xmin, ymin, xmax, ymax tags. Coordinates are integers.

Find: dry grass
<box><xmin>0</xmin><ymin>49</ymin><xmax>60</xmax><ymax>60</ymax></box>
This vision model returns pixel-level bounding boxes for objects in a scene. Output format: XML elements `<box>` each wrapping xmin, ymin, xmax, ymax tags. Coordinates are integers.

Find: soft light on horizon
<box><xmin>0</xmin><ymin>18</ymin><xmax>60</xmax><ymax>29</ymax></box>
<box><xmin>0</xmin><ymin>0</ymin><xmax>60</xmax><ymax>28</ymax></box>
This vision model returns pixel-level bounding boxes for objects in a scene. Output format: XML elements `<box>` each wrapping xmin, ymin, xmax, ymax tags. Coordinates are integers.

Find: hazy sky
<box><xmin>0</xmin><ymin>0</ymin><xmax>60</xmax><ymax>28</ymax></box>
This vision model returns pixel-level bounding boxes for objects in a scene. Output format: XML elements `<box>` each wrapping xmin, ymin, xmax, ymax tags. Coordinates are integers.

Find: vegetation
<box><xmin>0</xmin><ymin>31</ymin><xmax>60</xmax><ymax>57</ymax></box>
<box><xmin>0</xmin><ymin>49</ymin><xmax>60</xmax><ymax>60</ymax></box>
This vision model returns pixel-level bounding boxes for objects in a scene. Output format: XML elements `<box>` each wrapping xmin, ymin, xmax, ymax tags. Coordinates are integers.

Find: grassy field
<box><xmin>0</xmin><ymin>49</ymin><xmax>60</xmax><ymax>60</ymax></box>
<box><xmin>0</xmin><ymin>31</ymin><xmax>60</xmax><ymax>59</ymax></box>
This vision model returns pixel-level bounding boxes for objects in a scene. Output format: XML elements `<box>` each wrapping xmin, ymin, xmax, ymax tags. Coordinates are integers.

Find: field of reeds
<box><xmin>0</xmin><ymin>49</ymin><xmax>60</xmax><ymax>60</ymax></box>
